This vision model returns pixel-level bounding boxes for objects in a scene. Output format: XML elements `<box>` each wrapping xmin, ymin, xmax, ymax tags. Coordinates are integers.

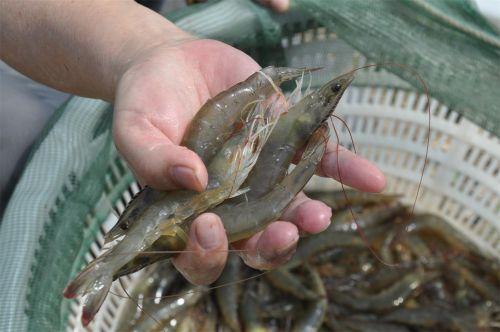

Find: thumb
<box><xmin>172</xmin><ymin>213</ymin><xmax>228</xmax><ymax>285</ymax></box>
<box><xmin>114</xmin><ymin>123</ymin><xmax>208</xmax><ymax>191</ymax></box>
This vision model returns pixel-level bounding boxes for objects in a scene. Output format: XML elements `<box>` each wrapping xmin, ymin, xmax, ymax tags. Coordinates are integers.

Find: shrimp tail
<box><xmin>63</xmin><ymin>263</ymin><xmax>98</xmax><ymax>299</ymax></box>
<box><xmin>63</xmin><ymin>261</ymin><xmax>113</xmax><ymax>326</ymax></box>
<box><xmin>81</xmin><ymin>276</ymin><xmax>112</xmax><ymax>326</ymax></box>
<box><xmin>63</xmin><ymin>261</ymin><xmax>111</xmax><ymax>299</ymax></box>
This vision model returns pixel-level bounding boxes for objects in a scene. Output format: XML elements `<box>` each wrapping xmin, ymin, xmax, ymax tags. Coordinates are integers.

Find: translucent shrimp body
<box><xmin>183</xmin><ymin>66</ymin><xmax>315</xmax><ymax>164</ymax></box>
<box><xmin>242</xmin><ymin>72</ymin><xmax>354</xmax><ymax>199</ymax></box>
<box><xmin>105</xmin><ymin>66</ymin><xmax>311</xmax><ymax>243</ymax></box>
<box><xmin>214</xmin><ymin>125</ymin><xmax>329</xmax><ymax>242</ymax></box>
<box><xmin>64</xmin><ymin>100</ymin><xmax>280</xmax><ymax>325</ymax></box>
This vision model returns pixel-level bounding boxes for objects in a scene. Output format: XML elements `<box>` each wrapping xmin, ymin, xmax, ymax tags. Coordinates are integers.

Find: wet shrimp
<box><xmin>64</xmin><ymin>100</ymin><xmax>280</xmax><ymax>325</ymax></box>
<box><xmin>105</xmin><ymin>66</ymin><xmax>312</xmax><ymax>242</ymax></box>
<box><xmin>183</xmin><ymin>66</ymin><xmax>318</xmax><ymax>164</ymax></box>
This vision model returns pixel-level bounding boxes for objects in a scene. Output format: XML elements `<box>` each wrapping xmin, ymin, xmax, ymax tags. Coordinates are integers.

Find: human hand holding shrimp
<box><xmin>0</xmin><ymin>0</ymin><xmax>384</xmax><ymax>288</ymax></box>
<box><xmin>113</xmin><ymin>37</ymin><xmax>386</xmax><ymax>285</ymax></box>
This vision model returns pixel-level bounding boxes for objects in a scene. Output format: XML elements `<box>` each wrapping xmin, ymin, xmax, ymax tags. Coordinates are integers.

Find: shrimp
<box><xmin>64</xmin><ymin>100</ymin><xmax>280</xmax><ymax>325</ymax></box>
<box><xmin>175</xmin><ymin>298</ymin><xmax>217</xmax><ymax>332</ymax></box>
<box><xmin>208</xmin><ymin>73</ymin><xmax>354</xmax><ymax>243</ymax></box>
<box><xmin>330</xmin><ymin>270</ymin><xmax>440</xmax><ymax>312</ymax></box>
<box><xmin>404</xmin><ymin>214</ymin><xmax>481</xmax><ymax>255</ymax></box>
<box><xmin>240</xmin><ymin>281</ymin><xmax>267</xmax><ymax>332</ymax></box>
<box><xmin>306</xmin><ymin>189</ymin><xmax>401</xmax><ymax>212</ymax></box>
<box><xmin>265</xmin><ymin>268</ymin><xmax>317</xmax><ymax>301</ymax></box>
<box><xmin>284</xmin><ymin>207</ymin><xmax>394</xmax><ymax>269</ymax></box>
<box><xmin>215</xmin><ymin>254</ymin><xmax>242</xmax><ymax>331</ymax></box>
<box><xmin>132</xmin><ymin>284</ymin><xmax>207</xmax><ymax>332</ymax></box>
<box><xmin>383</xmin><ymin>304</ymin><xmax>500</xmax><ymax>331</ymax></box>
<box><xmin>240</xmin><ymin>72</ymin><xmax>354</xmax><ymax>200</ymax></box>
<box><xmin>183</xmin><ymin>66</ymin><xmax>317</xmax><ymax>164</ymax></box>
<box><xmin>107</xmin><ymin>70</ymin><xmax>352</xmax><ymax>243</ymax></box>
<box><xmin>115</xmin><ymin>262</ymin><xmax>177</xmax><ymax>331</ymax></box>
<box><xmin>291</xmin><ymin>266</ymin><xmax>327</xmax><ymax>332</ymax></box>
<box><xmin>213</xmin><ymin>124</ymin><xmax>329</xmax><ymax>242</ymax></box>
<box><xmin>105</xmin><ymin>66</ymin><xmax>313</xmax><ymax>242</ymax></box>
<box><xmin>331</xmin><ymin>203</ymin><xmax>406</xmax><ymax>232</ymax></box>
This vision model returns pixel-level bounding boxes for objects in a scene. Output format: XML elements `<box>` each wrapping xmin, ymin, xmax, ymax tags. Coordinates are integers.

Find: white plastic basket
<box><xmin>67</xmin><ymin>31</ymin><xmax>500</xmax><ymax>332</ymax></box>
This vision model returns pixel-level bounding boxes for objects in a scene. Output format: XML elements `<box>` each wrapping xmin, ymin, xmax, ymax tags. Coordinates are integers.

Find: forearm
<box><xmin>0</xmin><ymin>0</ymin><xmax>189</xmax><ymax>101</ymax></box>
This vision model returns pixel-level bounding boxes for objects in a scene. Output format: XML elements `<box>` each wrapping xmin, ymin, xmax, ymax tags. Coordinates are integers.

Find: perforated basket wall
<box><xmin>0</xmin><ymin>1</ymin><xmax>498</xmax><ymax>332</ymax></box>
<box><xmin>72</xmin><ymin>36</ymin><xmax>500</xmax><ymax>332</ymax></box>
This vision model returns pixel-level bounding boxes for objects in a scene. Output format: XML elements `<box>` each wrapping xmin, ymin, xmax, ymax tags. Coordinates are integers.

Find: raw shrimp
<box><xmin>383</xmin><ymin>304</ymin><xmax>500</xmax><ymax>331</ymax></box>
<box><xmin>115</xmin><ymin>262</ymin><xmax>177</xmax><ymax>331</ymax></box>
<box><xmin>306</xmin><ymin>189</ymin><xmax>400</xmax><ymax>212</ymax></box>
<box><xmin>132</xmin><ymin>284</ymin><xmax>207</xmax><ymax>332</ymax></box>
<box><xmin>105</xmin><ymin>66</ymin><xmax>310</xmax><ymax>242</ymax></box>
<box><xmin>213</xmin><ymin>124</ymin><xmax>329</xmax><ymax>242</ymax></box>
<box><xmin>208</xmin><ymin>73</ymin><xmax>354</xmax><ymax>244</ymax></box>
<box><xmin>183</xmin><ymin>66</ymin><xmax>316</xmax><ymax>164</ymax></box>
<box><xmin>265</xmin><ymin>268</ymin><xmax>317</xmax><ymax>301</ymax></box>
<box><xmin>240</xmin><ymin>282</ymin><xmax>266</xmax><ymax>332</ymax></box>
<box><xmin>330</xmin><ymin>203</ymin><xmax>406</xmax><ymax>232</ymax></box>
<box><xmin>339</xmin><ymin>319</ymin><xmax>410</xmax><ymax>332</ymax></box>
<box><xmin>215</xmin><ymin>254</ymin><xmax>242</xmax><ymax>331</ymax></box>
<box><xmin>285</xmin><ymin>207</ymin><xmax>398</xmax><ymax>269</ymax></box>
<box><xmin>64</xmin><ymin>100</ymin><xmax>279</xmax><ymax>325</ymax></box>
<box><xmin>174</xmin><ymin>298</ymin><xmax>217</xmax><ymax>332</ymax></box>
<box><xmin>330</xmin><ymin>270</ymin><xmax>439</xmax><ymax>312</ymax></box>
<box><xmin>291</xmin><ymin>266</ymin><xmax>327</xmax><ymax>332</ymax></box>
<box><xmin>240</xmin><ymin>72</ymin><xmax>354</xmax><ymax>200</ymax></box>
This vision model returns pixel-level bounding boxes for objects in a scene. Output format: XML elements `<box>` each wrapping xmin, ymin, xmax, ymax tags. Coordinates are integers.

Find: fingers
<box><xmin>318</xmin><ymin>142</ymin><xmax>386</xmax><ymax>193</ymax></box>
<box><xmin>172</xmin><ymin>213</ymin><xmax>228</xmax><ymax>285</ymax></box>
<box><xmin>280</xmin><ymin>192</ymin><xmax>332</xmax><ymax>234</ymax></box>
<box><xmin>233</xmin><ymin>221</ymin><xmax>298</xmax><ymax>270</ymax></box>
<box><xmin>256</xmin><ymin>0</ymin><xmax>290</xmax><ymax>12</ymax></box>
<box><xmin>113</xmin><ymin>113</ymin><xmax>208</xmax><ymax>191</ymax></box>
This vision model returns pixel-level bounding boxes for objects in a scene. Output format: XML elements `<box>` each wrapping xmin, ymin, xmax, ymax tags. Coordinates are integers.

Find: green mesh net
<box><xmin>0</xmin><ymin>0</ymin><xmax>498</xmax><ymax>331</ymax></box>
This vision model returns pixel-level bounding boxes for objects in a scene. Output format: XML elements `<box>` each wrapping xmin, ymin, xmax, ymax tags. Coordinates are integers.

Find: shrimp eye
<box><xmin>331</xmin><ymin>83</ymin><xmax>342</xmax><ymax>92</ymax></box>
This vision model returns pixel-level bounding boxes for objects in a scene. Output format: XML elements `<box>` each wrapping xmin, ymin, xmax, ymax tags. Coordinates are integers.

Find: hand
<box><xmin>113</xmin><ymin>37</ymin><xmax>385</xmax><ymax>285</ymax></box>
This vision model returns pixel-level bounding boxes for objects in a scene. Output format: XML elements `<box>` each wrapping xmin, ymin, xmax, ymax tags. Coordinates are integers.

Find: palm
<box><xmin>113</xmin><ymin>39</ymin><xmax>260</xmax><ymax>187</ymax></box>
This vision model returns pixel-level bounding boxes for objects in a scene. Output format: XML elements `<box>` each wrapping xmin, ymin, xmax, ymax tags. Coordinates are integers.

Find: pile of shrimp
<box><xmin>112</xmin><ymin>191</ymin><xmax>500</xmax><ymax>332</ymax></box>
<box><xmin>63</xmin><ymin>64</ymin><xmax>500</xmax><ymax>331</ymax></box>
<box><xmin>64</xmin><ymin>66</ymin><xmax>355</xmax><ymax>325</ymax></box>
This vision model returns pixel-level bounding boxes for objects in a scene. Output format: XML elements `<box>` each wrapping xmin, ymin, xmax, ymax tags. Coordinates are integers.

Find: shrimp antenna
<box><xmin>330</xmin><ymin>117</ymin><xmax>399</xmax><ymax>268</ymax></box>
<box><xmin>109</xmin><ymin>265</ymin><xmax>269</xmax><ymax>301</ymax></box>
<box><xmin>118</xmin><ymin>278</ymin><xmax>164</xmax><ymax>331</ymax></box>
<box><xmin>342</xmin><ymin>62</ymin><xmax>431</xmax><ymax>217</ymax></box>
<box><xmin>326</xmin><ymin>62</ymin><xmax>431</xmax><ymax>267</ymax></box>
<box><xmin>102</xmin><ymin>248</ymin><xmax>250</xmax><ymax>257</ymax></box>
<box><xmin>331</xmin><ymin>114</ymin><xmax>357</xmax><ymax>154</ymax></box>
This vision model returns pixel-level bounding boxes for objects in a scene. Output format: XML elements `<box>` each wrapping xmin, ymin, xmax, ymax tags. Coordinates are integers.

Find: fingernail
<box><xmin>195</xmin><ymin>215</ymin><xmax>223</xmax><ymax>250</ymax></box>
<box><xmin>170</xmin><ymin>165</ymin><xmax>203</xmax><ymax>191</ymax></box>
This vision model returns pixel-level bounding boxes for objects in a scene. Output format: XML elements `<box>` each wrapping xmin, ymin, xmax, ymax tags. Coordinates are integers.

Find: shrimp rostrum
<box><xmin>63</xmin><ymin>66</ymin><xmax>354</xmax><ymax>326</ymax></box>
